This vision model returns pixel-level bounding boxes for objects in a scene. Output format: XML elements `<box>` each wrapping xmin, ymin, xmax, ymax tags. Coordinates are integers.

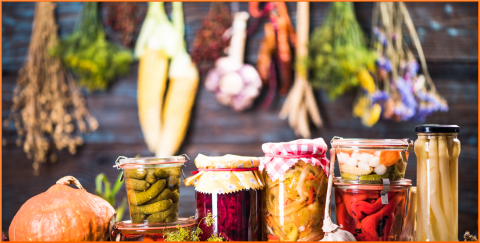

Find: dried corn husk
<box><xmin>155</xmin><ymin>2</ymin><xmax>199</xmax><ymax>156</ymax></box>
<box><xmin>136</xmin><ymin>2</ymin><xmax>181</xmax><ymax>153</ymax></box>
<box><xmin>137</xmin><ymin>49</ymin><xmax>168</xmax><ymax>152</ymax></box>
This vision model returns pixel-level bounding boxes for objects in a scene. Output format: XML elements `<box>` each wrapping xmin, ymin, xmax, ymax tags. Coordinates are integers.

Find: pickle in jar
<box><xmin>129</xmin><ymin>179</ymin><xmax>166</xmax><ymax>205</ymax></box>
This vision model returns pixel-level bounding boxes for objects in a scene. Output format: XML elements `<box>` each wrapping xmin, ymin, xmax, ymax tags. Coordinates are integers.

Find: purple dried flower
<box><xmin>394</xmin><ymin>77</ymin><xmax>417</xmax><ymax>121</ymax></box>
<box><xmin>376</xmin><ymin>56</ymin><xmax>392</xmax><ymax>72</ymax></box>
<box><xmin>370</xmin><ymin>91</ymin><xmax>390</xmax><ymax>104</ymax></box>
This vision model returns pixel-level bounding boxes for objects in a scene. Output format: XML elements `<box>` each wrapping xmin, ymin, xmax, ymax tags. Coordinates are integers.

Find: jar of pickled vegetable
<box><xmin>114</xmin><ymin>156</ymin><xmax>186</xmax><ymax>224</ymax></box>
<box><xmin>260</xmin><ymin>138</ymin><xmax>330</xmax><ymax>241</ymax></box>
<box><xmin>331</xmin><ymin>137</ymin><xmax>413</xmax><ymax>181</ymax></box>
<box><xmin>184</xmin><ymin>154</ymin><xmax>264</xmax><ymax>241</ymax></box>
<box><xmin>414</xmin><ymin>125</ymin><xmax>460</xmax><ymax>241</ymax></box>
<box><xmin>334</xmin><ymin>178</ymin><xmax>411</xmax><ymax>241</ymax></box>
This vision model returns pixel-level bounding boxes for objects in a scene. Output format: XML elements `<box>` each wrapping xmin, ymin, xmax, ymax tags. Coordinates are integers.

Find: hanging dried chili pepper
<box><xmin>250</xmin><ymin>2</ymin><xmax>295</xmax><ymax>104</ymax></box>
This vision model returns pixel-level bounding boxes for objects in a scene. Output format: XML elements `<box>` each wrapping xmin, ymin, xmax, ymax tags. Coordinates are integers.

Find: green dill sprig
<box><xmin>163</xmin><ymin>212</ymin><xmax>224</xmax><ymax>241</ymax></box>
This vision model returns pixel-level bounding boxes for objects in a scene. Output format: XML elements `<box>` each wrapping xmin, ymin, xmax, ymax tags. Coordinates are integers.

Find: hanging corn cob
<box><xmin>135</xmin><ymin>3</ymin><xmax>180</xmax><ymax>153</ymax></box>
<box><xmin>156</xmin><ymin>2</ymin><xmax>199</xmax><ymax>156</ymax></box>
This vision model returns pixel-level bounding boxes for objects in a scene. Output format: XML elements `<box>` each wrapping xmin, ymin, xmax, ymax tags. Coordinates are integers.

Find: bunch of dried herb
<box><xmin>309</xmin><ymin>2</ymin><xmax>376</xmax><ymax>100</ymax></box>
<box><xmin>163</xmin><ymin>212</ymin><xmax>224</xmax><ymax>241</ymax></box>
<box><xmin>50</xmin><ymin>2</ymin><xmax>133</xmax><ymax>91</ymax></box>
<box><xmin>4</xmin><ymin>2</ymin><xmax>98</xmax><ymax>175</ymax></box>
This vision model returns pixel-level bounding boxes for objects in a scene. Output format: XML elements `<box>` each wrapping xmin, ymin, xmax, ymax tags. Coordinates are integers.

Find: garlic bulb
<box><xmin>204</xmin><ymin>12</ymin><xmax>262</xmax><ymax>111</ymax></box>
<box><xmin>320</xmin><ymin>148</ymin><xmax>357</xmax><ymax>242</ymax></box>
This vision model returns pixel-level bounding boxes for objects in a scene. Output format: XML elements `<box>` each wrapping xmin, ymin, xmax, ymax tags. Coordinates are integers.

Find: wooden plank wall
<box><xmin>2</xmin><ymin>2</ymin><xmax>478</xmax><ymax>239</ymax></box>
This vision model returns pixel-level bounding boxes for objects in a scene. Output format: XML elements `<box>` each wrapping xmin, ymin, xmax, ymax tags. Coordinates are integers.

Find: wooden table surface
<box><xmin>2</xmin><ymin>2</ymin><xmax>478</xmax><ymax>239</ymax></box>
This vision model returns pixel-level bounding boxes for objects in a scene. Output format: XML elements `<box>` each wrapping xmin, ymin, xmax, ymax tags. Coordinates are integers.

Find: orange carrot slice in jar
<box><xmin>379</xmin><ymin>151</ymin><xmax>401</xmax><ymax>166</ymax></box>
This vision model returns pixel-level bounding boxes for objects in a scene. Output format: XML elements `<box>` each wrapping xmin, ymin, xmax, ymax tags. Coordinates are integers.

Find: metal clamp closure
<box><xmin>115</xmin><ymin>156</ymin><xmax>127</xmax><ymax>181</ymax></box>
<box><xmin>330</xmin><ymin>136</ymin><xmax>344</xmax><ymax>146</ymax></box>
<box><xmin>180</xmin><ymin>154</ymin><xmax>191</xmax><ymax>180</ymax></box>
<box><xmin>401</xmin><ymin>139</ymin><xmax>413</xmax><ymax>165</ymax></box>
<box><xmin>381</xmin><ymin>178</ymin><xmax>390</xmax><ymax>204</ymax></box>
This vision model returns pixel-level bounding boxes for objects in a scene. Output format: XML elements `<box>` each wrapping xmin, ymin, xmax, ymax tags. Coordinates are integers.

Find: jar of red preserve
<box><xmin>184</xmin><ymin>154</ymin><xmax>264</xmax><ymax>241</ymax></box>
<box><xmin>334</xmin><ymin>178</ymin><xmax>411</xmax><ymax>241</ymax></box>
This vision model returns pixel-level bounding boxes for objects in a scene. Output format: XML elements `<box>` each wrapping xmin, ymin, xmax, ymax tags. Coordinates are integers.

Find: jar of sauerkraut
<box><xmin>184</xmin><ymin>154</ymin><xmax>264</xmax><ymax>241</ymax></box>
<box><xmin>415</xmin><ymin>125</ymin><xmax>460</xmax><ymax>241</ymax></box>
<box><xmin>260</xmin><ymin>138</ymin><xmax>330</xmax><ymax>241</ymax></box>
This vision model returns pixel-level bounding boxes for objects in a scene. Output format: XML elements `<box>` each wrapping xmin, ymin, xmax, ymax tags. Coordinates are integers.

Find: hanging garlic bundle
<box><xmin>5</xmin><ymin>2</ymin><xmax>98</xmax><ymax>175</ymax></box>
<box><xmin>280</xmin><ymin>2</ymin><xmax>322</xmax><ymax>138</ymax></box>
<box><xmin>320</xmin><ymin>148</ymin><xmax>357</xmax><ymax>241</ymax></box>
<box><xmin>368</xmin><ymin>2</ymin><xmax>448</xmax><ymax>122</ymax></box>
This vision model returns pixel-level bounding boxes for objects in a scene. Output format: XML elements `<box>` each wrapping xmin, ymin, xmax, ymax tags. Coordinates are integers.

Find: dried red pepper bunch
<box><xmin>104</xmin><ymin>2</ymin><xmax>145</xmax><ymax>48</ymax></box>
<box><xmin>191</xmin><ymin>2</ymin><xmax>232</xmax><ymax>73</ymax></box>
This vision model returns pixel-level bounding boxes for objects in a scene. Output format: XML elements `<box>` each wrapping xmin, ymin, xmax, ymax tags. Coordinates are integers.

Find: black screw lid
<box><xmin>415</xmin><ymin>124</ymin><xmax>460</xmax><ymax>133</ymax></box>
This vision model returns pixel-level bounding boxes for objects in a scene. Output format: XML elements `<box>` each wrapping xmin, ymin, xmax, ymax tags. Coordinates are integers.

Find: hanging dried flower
<box><xmin>368</xmin><ymin>2</ymin><xmax>448</xmax><ymax>123</ymax></box>
<box><xmin>5</xmin><ymin>2</ymin><xmax>98</xmax><ymax>175</ymax></box>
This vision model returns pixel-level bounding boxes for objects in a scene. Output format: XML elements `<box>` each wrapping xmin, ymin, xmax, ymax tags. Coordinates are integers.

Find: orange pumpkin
<box><xmin>9</xmin><ymin>176</ymin><xmax>115</xmax><ymax>241</ymax></box>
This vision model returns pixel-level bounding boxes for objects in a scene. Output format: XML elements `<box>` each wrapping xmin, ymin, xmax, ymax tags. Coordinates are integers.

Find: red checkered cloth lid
<box><xmin>260</xmin><ymin>138</ymin><xmax>330</xmax><ymax>182</ymax></box>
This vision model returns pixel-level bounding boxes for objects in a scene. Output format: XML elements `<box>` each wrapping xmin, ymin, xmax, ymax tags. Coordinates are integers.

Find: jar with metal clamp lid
<box><xmin>114</xmin><ymin>156</ymin><xmax>187</xmax><ymax>224</ymax></box>
<box><xmin>331</xmin><ymin>137</ymin><xmax>413</xmax><ymax>181</ymax></box>
<box><xmin>334</xmin><ymin>178</ymin><xmax>412</xmax><ymax>241</ymax></box>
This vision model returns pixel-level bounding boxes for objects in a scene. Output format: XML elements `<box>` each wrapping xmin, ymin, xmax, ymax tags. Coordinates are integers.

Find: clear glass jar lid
<box><xmin>114</xmin><ymin>156</ymin><xmax>187</xmax><ymax>169</ymax></box>
<box><xmin>331</xmin><ymin>136</ymin><xmax>412</xmax><ymax>151</ymax></box>
<box><xmin>334</xmin><ymin>178</ymin><xmax>412</xmax><ymax>190</ymax></box>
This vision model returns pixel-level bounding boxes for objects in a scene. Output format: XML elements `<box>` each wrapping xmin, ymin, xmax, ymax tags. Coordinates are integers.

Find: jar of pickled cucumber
<box><xmin>184</xmin><ymin>154</ymin><xmax>264</xmax><ymax>241</ymax></box>
<box><xmin>331</xmin><ymin>137</ymin><xmax>413</xmax><ymax>181</ymax></box>
<box><xmin>414</xmin><ymin>125</ymin><xmax>460</xmax><ymax>241</ymax></box>
<box><xmin>260</xmin><ymin>138</ymin><xmax>330</xmax><ymax>241</ymax></box>
<box><xmin>114</xmin><ymin>156</ymin><xmax>186</xmax><ymax>224</ymax></box>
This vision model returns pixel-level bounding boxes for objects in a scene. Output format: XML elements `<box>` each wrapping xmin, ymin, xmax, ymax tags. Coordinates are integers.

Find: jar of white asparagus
<box><xmin>414</xmin><ymin>125</ymin><xmax>460</xmax><ymax>241</ymax></box>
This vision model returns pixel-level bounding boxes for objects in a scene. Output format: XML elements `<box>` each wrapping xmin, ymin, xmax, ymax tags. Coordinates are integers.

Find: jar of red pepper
<box><xmin>184</xmin><ymin>154</ymin><xmax>264</xmax><ymax>241</ymax></box>
<box><xmin>334</xmin><ymin>178</ymin><xmax>411</xmax><ymax>241</ymax></box>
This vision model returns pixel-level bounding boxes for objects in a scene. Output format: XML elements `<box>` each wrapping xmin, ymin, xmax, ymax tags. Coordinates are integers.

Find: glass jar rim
<box><xmin>331</xmin><ymin>136</ymin><xmax>412</xmax><ymax>151</ymax></box>
<box><xmin>334</xmin><ymin>178</ymin><xmax>412</xmax><ymax>190</ymax></box>
<box><xmin>114</xmin><ymin>217</ymin><xmax>195</xmax><ymax>230</ymax></box>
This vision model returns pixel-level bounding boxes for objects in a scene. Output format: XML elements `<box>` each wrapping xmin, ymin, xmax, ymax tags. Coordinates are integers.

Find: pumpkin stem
<box><xmin>56</xmin><ymin>176</ymin><xmax>86</xmax><ymax>191</ymax></box>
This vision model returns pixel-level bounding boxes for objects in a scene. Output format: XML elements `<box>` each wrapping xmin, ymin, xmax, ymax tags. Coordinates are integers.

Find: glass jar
<box><xmin>334</xmin><ymin>179</ymin><xmax>411</xmax><ymax>241</ymax></box>
<box><xmin>195</xmin><ymin>190</ymin><xmax>261</xmax><ymax>241</ymax></box>
<box><xmin>185</xmin><ymin>154</ymin><xmax>264</xmax><ymax>241</ymax></box>
<box><xmin>261</xmin><ymin>138</ymin><xmax>330</xmax><ymax>241</ymax></box>
<box><xmin>115</xmin><ymin>156</ymin><xmax>186</xmax><ymax>224</ymax></box>
<box><xmin>331</xmin><ymin>137</ymin><xmax>413</xmax><ymax>181</ymax></box>
<box><xmin>111</xmin><ymin>218</ymin><xmax>195</xmax><ymax>241</ymax></box>
<box><xmin>414</xmin><ymin>125</ymin><xmax>460</xmax><ymax>241</ymax></box>
<box><xmin>402</xmin><ymin>186</ymin><xmax>417</xmax><ymax>241</ymax></box>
